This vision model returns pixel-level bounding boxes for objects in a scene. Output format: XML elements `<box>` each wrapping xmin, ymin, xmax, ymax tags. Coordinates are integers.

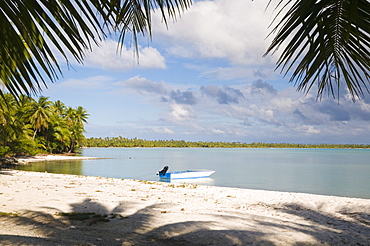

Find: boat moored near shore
<box><xmin>156</xmin><ymin>166</ymin><xmax>215</xmax><ymax>179</ymax></box>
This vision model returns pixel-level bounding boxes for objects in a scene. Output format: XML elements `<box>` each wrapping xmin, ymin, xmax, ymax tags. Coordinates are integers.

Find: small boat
<box><xmin>156</xmin><ymin>166</ymin><xmax>215</xmax><ymax>179</ymax></box>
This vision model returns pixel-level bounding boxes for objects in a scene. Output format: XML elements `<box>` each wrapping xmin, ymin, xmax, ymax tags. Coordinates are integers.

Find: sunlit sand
<box><xmin>1</xmin><ymin>166</ymin><xmax>369</xmax><ymax>245</ymax></box>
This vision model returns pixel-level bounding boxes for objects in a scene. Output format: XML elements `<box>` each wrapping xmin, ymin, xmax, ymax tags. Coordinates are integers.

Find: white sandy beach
<box><xmin>13</xmin><ymin>154</ymin><xmax>99</xmax><ymax>164</ymax></box>
<box><xmin>0</xmin><ymin>156</ymin><xmax>369</xmax><ymax>245</ymax></box>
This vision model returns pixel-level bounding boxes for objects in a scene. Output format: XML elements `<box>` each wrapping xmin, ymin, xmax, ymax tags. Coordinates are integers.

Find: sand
<box><xmin>0</xmin><ymin>157</ymin><xmax>370</xmax><ymax>245</ymax></box>
<box><xmin>13</xmin><ymin>155</ymin><xmax>100</xmax><ymax>164</ymax></box>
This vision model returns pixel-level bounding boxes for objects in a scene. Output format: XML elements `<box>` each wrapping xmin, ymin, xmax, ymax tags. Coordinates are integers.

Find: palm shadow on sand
<box><xmin>0</xmin><ymin>198</ymin><xmax>369</xmax><ymax>245</ymax></box>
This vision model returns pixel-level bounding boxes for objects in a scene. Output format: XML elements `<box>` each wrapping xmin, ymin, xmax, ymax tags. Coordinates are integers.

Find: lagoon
<box><xmin>15</xmin><ymin>147</ymin><xmax>370</xmax><ymax>199</ymax></box>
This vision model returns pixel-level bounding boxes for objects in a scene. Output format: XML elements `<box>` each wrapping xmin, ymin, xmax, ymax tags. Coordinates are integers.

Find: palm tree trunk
<box><xmin>68</xmin><ymin>137</ymin><xmax>75</xmax><ymax>153</ymax></box>
<box><xmin>32</xmin><ymin>129</ymin><xmax>37</xmax><ymax>140</ymax></box>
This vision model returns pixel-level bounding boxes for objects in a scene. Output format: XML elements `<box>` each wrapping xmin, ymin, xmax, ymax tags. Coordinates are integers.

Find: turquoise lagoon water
<box><xmin>15</xmin><ymin>148</ymin><xmax>370</xmax><ymax>199</ymax></box>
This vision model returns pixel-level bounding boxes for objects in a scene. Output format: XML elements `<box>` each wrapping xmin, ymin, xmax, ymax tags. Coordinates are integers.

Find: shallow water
<box><xmin>15</xmin><ymin>148</ymin><xmax>370</xmax><ymax>199</ymax></box>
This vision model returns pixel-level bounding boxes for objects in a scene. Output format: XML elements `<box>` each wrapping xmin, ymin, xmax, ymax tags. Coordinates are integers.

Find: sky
<box><xmin>39</xmin><ymin>0</ymin><xmax>370</xmax><ymax>144</ymax></box>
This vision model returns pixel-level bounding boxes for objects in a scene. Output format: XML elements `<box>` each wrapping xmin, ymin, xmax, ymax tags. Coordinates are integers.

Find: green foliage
<box><xmin>0</xmin><ymin>93</ymin><xmax>88</xmax><ymax>156</ymax></box>
<box><xmin>84</xmin><ymin>137</ymin><xmax>370</xmax><ymax>149</ymax></box>
<box><xmin>266</xmin><ymin>0</ymin><xmax>370</xmax><ymax>99</ymax></box>
<box><xmin>1</xmin><ymin>0</ymin><xmax>192</xmax><ymax>97</ymax></box>
<box><xmin>0</xmin><ymin>211</ymin><xmax>18</xmax><ymax>217</ymax></box>
<box><xmin>0</xmin><ymin>146</ymin><xmax>10</xmax><ymax>156</ymax></box>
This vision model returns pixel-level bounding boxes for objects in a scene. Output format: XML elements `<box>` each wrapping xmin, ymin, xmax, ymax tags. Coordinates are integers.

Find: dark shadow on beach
<box><xmin>271</xmin><ymin>203</ymin><xmax>370</xmax><ymax>245</ymax></box>
<box><xmin>0</xmin><ymin>198</ymin><xmax>369</xmax><ymax>245</ymax></box>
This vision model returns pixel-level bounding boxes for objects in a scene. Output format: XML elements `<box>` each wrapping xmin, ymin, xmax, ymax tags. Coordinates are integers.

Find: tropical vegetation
<box><xmin>265</xmin><ymin>0</ymin><xmax>369</xmax><ymax>99</ymax></box>
<box><xmin>0</xmin><ymin>0</ymin><xmax>191</xmax><ymax>97</ymax></box>
<box><xmin>84</xmin><ymin>137</ymin><xmax>370</xmax><ymax>149</ymax></box>
<box><xmin>0</xmin><ymin>93</ymin><xmax>88</xmax><ymax>156</ymax></box>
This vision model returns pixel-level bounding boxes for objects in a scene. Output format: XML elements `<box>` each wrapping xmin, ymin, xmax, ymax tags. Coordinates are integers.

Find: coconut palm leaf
<box><xmin>0</xmin><ymin>0</ymin><xmax>191</xmax><ymax>97</ymax></box>
<box><xmin>114</xmin><ymin>0</ymin><xmax>192</xmax><ymax>56</ymax></box>
<box><xmin>265</xmin><ymin>0</ymin><xmax>370</xmax><ymax>99</ymax></box>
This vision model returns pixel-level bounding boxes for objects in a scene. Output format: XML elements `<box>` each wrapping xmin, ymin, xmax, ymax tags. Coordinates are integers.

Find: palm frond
<box><xmin>0</xmin><ymin>0</ymin><xmax>108</xmax><ymax>96</ymax></box>
<box><xmin>114</xmin><ymin>0</ymin><xmax>192</xmax><ymax>57</ymax></box>
<box><xmin>265</xmin><ymin>0</ymin><xmax>370</xmax><ymax>99</ymax></box>
<box><xmin>0</xmin><ymin>0</ymin><xmax>191</xmax><ymax>97</ymax></box>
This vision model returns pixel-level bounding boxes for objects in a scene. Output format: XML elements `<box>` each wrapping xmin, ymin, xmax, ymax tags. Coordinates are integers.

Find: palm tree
<box><xmin>30</xmin><ymin>96</ymin><xmax>52</xmax><ymax>140</ymax></box>
<box><xmin>0</xmin><ymin>0</ymin><xmax>192</xmax><ymax>97</ymax></box>
<box><xmin>44</xmin><ymin>110</ymin><xmax>69</xmax><ymax>153</ymax></box>
<box><xmin>73</xmin><ymin>106</ymin><xmax>89</xmax><ymax>127</ymax></box>
<box><xmin>52</xmin><ymin>100</ymin><xmax>67</xmax><ymax>117</ymax></box>
<box><xmin>65</xmin><ymin>106</ymin><xmax>89</xmax><ymax>153</ymax></box>
<box><xmin>0</xmin><ymin>94</ymin><xmax>16</xmax><ymax>154</ymax></box>
<box><xmin>0</xmin><ymin>92</ymin><xmax>90</xmax><ymax>156</ymax></box>
<box><xmin>0</xmin><ymin>93</ymin><xmax>35</xmax><ymax>155</ymax></box>
<box><xmin>265</xmin><ymin>0</ymin><xmax>369</xmax><ymax>99</ymax></box>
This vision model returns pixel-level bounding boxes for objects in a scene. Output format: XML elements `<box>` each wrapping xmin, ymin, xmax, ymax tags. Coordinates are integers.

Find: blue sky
<box><xmin>40</xmin><ymin>0</ymin><xmax>370</xmax><ymax>144</ymax></box>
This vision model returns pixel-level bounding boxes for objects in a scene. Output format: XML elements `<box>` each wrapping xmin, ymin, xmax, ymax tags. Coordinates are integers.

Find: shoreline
<box><xmin>0</xmin><ymin>170</ymin><xmax>369</xmax><ymax>245</ymax></box>
<box><xmin>5</xmin><ymin>154</ymin><xmax>370</xmax><ymax>199</ymax></box>
<box><xmin>1</xmin><ymin>154</ymin><xmax>101</xmax><ymax>165</ymax></box>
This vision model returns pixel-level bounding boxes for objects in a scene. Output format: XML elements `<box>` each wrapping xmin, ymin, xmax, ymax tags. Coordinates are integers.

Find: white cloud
<box><xmin>57</xmin><ymin>76</ymin><xmax>114</xmax><ymax>89</ymax></box>
<box><xmin>169</xmin><ymin>104</ymin><xmax>197</xmax><ymax>122</ymax></box>
<box><xmin>83</xmin><ymin>39</ymin><xmax>166</xmax><ymax>70</ymax></box>
<box><xmin>294</xmin><ymin>125</ymin><xmax>321</xmax><ymax>134</ymax></box>
<box><xmin>151</xmin><ymin>127</ymin><xmax>175</xmax><ymax>134</ymax></box>
<box><xmin>111</xmin><ymin>79</ymin><xmax>370</xmax><ymax>141</ymax></box>
<box><xmin>115</xmin><ymin>76</ymin><xmax>168</xmax><ymax>95</ymax></box>
<box><xmin>79</xmin><ymin>77</ymin><xmax>370</xmax><ymax>143</ymax></box>
<box><xmin>60</xmin><ymin>74</ymin><xmax>370</xmax><ymax>144</ymax></box>
<box><xmin>201</xmin><ymin>66</ymin><xmax>279</xmax><ymax>81</ymax></box>
<box><xmin>153</xmin><ymin>0</ymin><xmax>275</xmax><ymax>65</ymax></box>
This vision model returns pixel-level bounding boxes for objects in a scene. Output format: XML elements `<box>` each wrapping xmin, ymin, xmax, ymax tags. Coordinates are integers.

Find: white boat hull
<box><xmin>159</xmin><ymin>169</ymin><xmax>215</xmax><ymax>179</ymax></box>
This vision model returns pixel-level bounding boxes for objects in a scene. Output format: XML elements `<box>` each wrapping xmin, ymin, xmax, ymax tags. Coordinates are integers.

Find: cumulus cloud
<box><xmin>94</xmin><ymin>73</ymin><xmax>370</xmax><ymax>143</ymax></box>
<box><xmin>201</xmin><ymin>66</ymin><xmax>279</xmax><ymax>81</ymax></box>
<box><xmin>294</xmin><ymin>125</ymin><xmax>321</xmax><ymax>134</ymax></box>
<box><xmin>201</xmin><ymin>85</ymin><xmax>244</xmax><ymax>104</ymax></box>
<box><xmin>318</xmin><ymin>103</ymin><xmax>351</xmax><ymax>121</ymax></box>
<box><xmin>169</xmin><ymin>104</ymin><xmax>197</xmax><ymax>122</ymax></box>
<box><xmin>153</xmin><ymin>0</ymin><xmax>275</xmax><ymax>66</ymax></box>
<box><xmin>116</xmin><ymin>76</ymin><xmax>168</xmax><ymax>95</ymax></box>
<box><xmin>83</xmin><ymin>39</ymin><xmax>166</xmax><ymax>70</ymax></box>
<box><xmin>293</xmin><ymin>109</ymin><xmax>307</xmax><ymax>120</ymax></box>
<box><xmin>168</xmin><ymin>90</ymin><xmax>197</xmax><ymax>105</ymax></box>
<box><xmin>115</xmin><ymin>77</ymin><xmax>199</xmax><ymax>106</ymax></box>
<box><xmin>150</xmin><ymin>127</ymin><xmax>175</xmax><ymax>134</ymax></box>
<box><xmin>250</xmin><ymin>80</ymin><xmax>277</xmax><ymax>95</ymax></box>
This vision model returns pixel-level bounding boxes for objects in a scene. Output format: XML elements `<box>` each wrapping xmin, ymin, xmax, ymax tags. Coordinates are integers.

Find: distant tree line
<box><xmin>84</xmin><ymin>137</ymin><xmax>370</xmax><ymax>149</ymax></box>
<box><xmin>0</xmin><ymin>93</ymin><xmax>88</xmax><ymax>156</ymax></box>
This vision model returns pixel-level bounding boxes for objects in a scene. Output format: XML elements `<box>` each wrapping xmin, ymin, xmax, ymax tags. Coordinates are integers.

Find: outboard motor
<box><xmin>156</xmin><ymin>166</ymin><xmax>169</xmax><ymax>176</ymax></box>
